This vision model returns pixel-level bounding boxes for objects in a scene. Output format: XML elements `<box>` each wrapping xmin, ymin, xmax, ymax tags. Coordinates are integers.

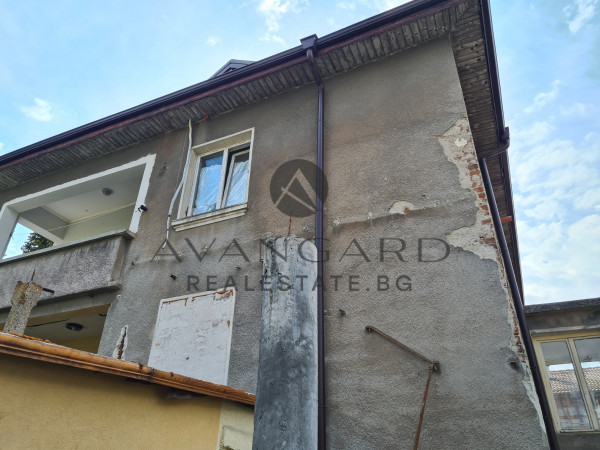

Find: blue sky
<box><xmin>0</xmin><ymin>0</ymin><xmax>598</xmax><ymax>304</ymax></box>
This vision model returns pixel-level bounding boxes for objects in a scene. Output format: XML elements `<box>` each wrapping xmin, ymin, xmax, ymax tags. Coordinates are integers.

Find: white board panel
<box><xmin>148</xmin><ymin>288</ymin><xmax>235</xmax><ymax>385</ymax></box>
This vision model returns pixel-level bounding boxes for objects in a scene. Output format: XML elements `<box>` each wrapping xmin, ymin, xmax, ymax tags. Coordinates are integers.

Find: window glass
<box><xmin>540</xmin><ymin>340</ymin><xmax>591</xmax><ymax>430</ymax></box>
<box><xmin>224</xmin><ymin>152</ymin><xmax>249</xmax><ymax>208</ymax></box>
<box><xmin>575</xmin><ymin>337</ymin><xmax>600</xmax><ymax>423</ymax></box>
<box><xmin>193</xmin><ymin>152</ymin><xmax>223</xmax><ymax>215</ymax></box>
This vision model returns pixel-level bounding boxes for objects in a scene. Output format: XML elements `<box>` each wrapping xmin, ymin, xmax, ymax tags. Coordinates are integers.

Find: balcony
<box><xmin>0</xmin><ymin>230</ymin><xmax>133</xmax><ymax>309</ymax></box>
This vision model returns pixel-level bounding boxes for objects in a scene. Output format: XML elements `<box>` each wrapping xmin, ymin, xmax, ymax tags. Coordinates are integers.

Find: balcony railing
<box><xmin>0</xmin><ymin>229</ymin><xmax>133</xmax><ymax>309</ymax></box>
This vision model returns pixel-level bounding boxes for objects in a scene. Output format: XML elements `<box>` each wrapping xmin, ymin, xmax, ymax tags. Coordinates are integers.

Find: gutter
<box><xmin>478</xmin><ymin>0</ymin><xmax>508</xmax><ymax>146</ymax></box>
<box><xmin>0</xmin><ymin>332</ymin><xmax>256</xmax><ymax>406</ymax></box>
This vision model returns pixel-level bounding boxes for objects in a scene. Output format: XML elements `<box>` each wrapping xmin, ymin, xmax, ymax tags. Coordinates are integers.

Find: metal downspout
<box><xmin>302</xmin><ymin>34</ymin><xmax>326</xmax><ymax>450</ymax></box>
<box><xmin>479</xmin><ymin>156</ymin><xmax>560</xmax><ymax>450</ymax></box>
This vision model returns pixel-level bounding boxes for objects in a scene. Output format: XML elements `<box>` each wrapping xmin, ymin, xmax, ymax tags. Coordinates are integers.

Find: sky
<box><xmin>0</xmin><ymin>0</ymin><xmax>598</xmax><ymax>304</ymax></box>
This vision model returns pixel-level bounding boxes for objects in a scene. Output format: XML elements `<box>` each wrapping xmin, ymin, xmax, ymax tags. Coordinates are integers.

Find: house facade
<box><xmin>0</xmin><ymin>0</ymin><xmax>553</xmax><ymax>448</ymax></box>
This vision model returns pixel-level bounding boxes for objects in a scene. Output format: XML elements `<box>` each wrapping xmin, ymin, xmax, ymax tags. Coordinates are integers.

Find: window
<box><xmin>192</xmin><ymin>146</ymin><xmax>250</xmax><ymax>215</ymax></box>
<box><xmin>536</xmin><ymin>335</ymin><xmax>600</xmax><ymax>432</ymax></box>
<box><xmin>173</xmin><ymin>129</ymin><xmax>253</xmax><ymax>231</ymax></box>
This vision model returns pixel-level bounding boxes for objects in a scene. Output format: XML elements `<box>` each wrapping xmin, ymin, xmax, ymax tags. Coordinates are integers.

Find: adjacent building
<box><xmin>526</xmin><ymin>298</ymin><xmax>600</xmax><ymax>449</ymax></box>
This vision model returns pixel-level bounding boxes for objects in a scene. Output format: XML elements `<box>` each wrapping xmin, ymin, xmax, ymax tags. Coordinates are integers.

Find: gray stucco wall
<box><xmin>0</xmin><ymin>37</ymin><xmax>548</xmax><ymax>448</ymax></box>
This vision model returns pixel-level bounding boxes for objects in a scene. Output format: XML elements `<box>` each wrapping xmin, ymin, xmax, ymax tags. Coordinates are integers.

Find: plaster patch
<box><xmin>388</xmin><ymin>201</ymin><xmax>415</xmax><ymax>215</ymax></box>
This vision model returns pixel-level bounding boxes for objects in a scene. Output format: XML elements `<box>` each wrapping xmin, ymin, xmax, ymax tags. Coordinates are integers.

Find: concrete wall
<box><xmin>0</xmin><ymin>353</ymin><xmax>254</xmax><ymax>449</ymax></box>
<box><xmin>0</xmin><ymin>232</ymin><xmax>129</xmax><ymax>309</ymax></box>
<box><xmin>0</xmin><ymin>37</ymin><xmax>548</xmax><ymax>448</ymax></box>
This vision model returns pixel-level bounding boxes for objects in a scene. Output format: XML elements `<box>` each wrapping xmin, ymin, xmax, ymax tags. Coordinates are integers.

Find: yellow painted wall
<box><xmin>0</xmin><ymin>354</ymin><xmax>250</xmax><ymax>449</ymax></box>
<box><xmin>216</xmin><ymin>400</ymin><xmax>255</xmax><ymax>450</ymax></box>
<box><xmin>53</xmin><ymin>335</ymin><xmax>101</xmax><ymax>353</ymax></box>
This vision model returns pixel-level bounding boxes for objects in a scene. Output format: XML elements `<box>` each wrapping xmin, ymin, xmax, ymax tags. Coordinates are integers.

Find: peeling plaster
<box><xmin>439</xmin><ymin>115</ymin><xmax>547</xmax><ymax>439</ymax></box>
<box><xmin>112</xmin><ymin>325</ymin><xmax>128</xmax><ymax>360</ymax></box>
<box><xmin>438</xmin><ymin>116</ymin><xmax>497</xmax><ymax>261</ymax></box>
<box><xmin>388</xmin><ymin>201</ymin><xmax>415</xmax><ymax>215</ymax></box>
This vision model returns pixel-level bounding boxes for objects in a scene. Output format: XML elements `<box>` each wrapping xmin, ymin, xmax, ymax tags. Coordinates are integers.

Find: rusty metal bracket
<box><xmin>365</xmin><ymin>325</ymin><xmax>439</xmax><ymax>371</ymax></box>
<box><xmin>365</xmin><ymin>325</ymin><xmax>440</xmax><ymax>450</ymax></box>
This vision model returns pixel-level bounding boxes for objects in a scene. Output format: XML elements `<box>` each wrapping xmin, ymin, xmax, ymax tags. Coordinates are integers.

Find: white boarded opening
<box><xmin>148</xmin><ymin>288</ymin><xmax>235</xmax><ymax>385</ymax></box>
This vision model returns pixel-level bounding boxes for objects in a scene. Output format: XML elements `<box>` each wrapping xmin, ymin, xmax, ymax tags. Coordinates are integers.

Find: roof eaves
<box><xmin>0</xmin><ymin>0</ymin><xmax>499</xmax><ymax>168</ymax></box>
<box><xmin>0</xmin><ymin>332</ymin><xmax>256</xmax><ymax>406</ymax></box>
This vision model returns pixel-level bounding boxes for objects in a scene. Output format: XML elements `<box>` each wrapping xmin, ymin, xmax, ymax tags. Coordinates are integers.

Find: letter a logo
<box><xmin>270</xmin><ymin>159</ymin><xmax>328</xmax><ymax>218</ymax></box>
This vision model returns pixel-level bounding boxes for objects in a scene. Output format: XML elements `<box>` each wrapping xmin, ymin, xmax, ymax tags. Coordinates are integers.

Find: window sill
<box><xmin>172</xmin><ymin>203</ymin><xmax>248</xmax><ymax>231</ymax></box>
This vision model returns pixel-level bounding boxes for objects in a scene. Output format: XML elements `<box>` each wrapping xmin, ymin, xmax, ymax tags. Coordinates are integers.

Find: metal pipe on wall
<box><xmin>302</xmin><ymin>34</ymin><xmax>327</xmax><ymax>450</ymax></box>
<box><xmin>480</xmin><ymin>156</ymin><xmax>559</xmax><ymax>450</ymax></box>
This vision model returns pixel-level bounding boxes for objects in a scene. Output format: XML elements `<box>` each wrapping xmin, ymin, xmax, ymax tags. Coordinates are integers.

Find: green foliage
<box><xmin>21</xmin><ymin>233</ymin><xmax>53</xmax><ymax>254</ymax></box>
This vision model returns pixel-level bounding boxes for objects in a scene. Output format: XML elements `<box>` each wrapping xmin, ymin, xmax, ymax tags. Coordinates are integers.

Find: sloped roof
<box><xmin>549</xmin><ymin>367</ymin><xmax>600</xmax><ymax>394</ymax></box>
<box><xmin>211</xmin><ymin>59</ymin><xmax>255</xmax><ymax>79</ymax></box>
<box><xmin>0</xmin><ymin>332</ymin><xmax>256</xmax><ymax>405</ymax></box>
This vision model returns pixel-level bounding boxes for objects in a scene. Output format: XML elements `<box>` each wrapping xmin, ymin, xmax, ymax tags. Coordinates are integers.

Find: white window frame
<box><xmin>172</xmin><ymin>128</ymin><xmax>254</xmax><ymax>231</ymax></box>
<box><xmin>0</xmin><ymin>155</ymin><xmax>155</xmax><ymax>259</ymax></box>
<box><xmin>534</xmin><ymin>332</ymin><xmax>600</xmax><ymax>432</ymax></box>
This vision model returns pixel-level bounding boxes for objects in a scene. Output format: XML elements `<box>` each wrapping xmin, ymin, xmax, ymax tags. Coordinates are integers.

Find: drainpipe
<box><xmin>479</xmin><ymin>155</ymin><xmax>559</xmax><ymax>450</ymax></box>
<box><xmin>302</xmin><ymin>34</ymin><xmax>326</xmax><ymax>450</ymax></box>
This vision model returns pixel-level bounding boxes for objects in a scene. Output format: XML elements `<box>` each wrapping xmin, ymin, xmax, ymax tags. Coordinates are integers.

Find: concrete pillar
<box><xmin>3</xmin><ymin>281</ymin><xmax>43</xmax><ymax>334</ymax></box>
<box><xmin>253</xmin><ymin>236</ymin><xmax>318</xmax><ymax>450</ymax></box>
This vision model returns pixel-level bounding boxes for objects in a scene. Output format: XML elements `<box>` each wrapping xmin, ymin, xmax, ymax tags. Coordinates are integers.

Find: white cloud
<box><xmin>260</xmin><ymin>33</ymin><xmax>286</xmax><ymax>45</ymax></box>
<box><xmin>0</xmin><ymin>142</ymin><xmax>4</xmax><ymax>152</ymax></box>
<box><xmin>512</xmin><ymin>121</ymin><xmax>553</xmax><ymax>146</ymax></box>
<box><xmin>564</xmin><ymin>0</ymin><xmax>599</xmax><ymax>33</ymax></box>
<box><xmin>206</xmin><ymin>36</ymin><xmax>221</xmax><ymax>47</ymax></box>
<box><xmin>19</xmin><ymin>98</ymin><xmax>54</xmax><ymax>122</ymax></box>
<box><xmin>336</xmin><ymin>1</ymin><xmax>357</xmax><ymax>10</ymax></box>
<box><xmin>511</xmin><ymin>130</ymin><xmax>600</xmax><ymax>303</ymax></box>
<box><xmin>519</xmin><ymin>214</ymin><xmax>600</xmax><ymax>304</ymax></box>
<box><xmin>575</xmin><ymin>189</ymin><xmax>600</xmax><ymax>211</ymax></box>
<box><xmin>561</xmin><ymin>102</ymin><xmax>595</xmax><ymax>117</ymax></box>
<box><xmin>512</xmin><ymin>136</ymin><xmax>600</xmax><ymax>208</ymax></box>
<box><xmin>336</xmin><ymin>0</ymin><xmax>409</xmax><ymax>13</ymax></box>
<box><xmin>524</xmin><ymin>80</ymin><xmax>562</xmax><ymax>113</ymax></box>
<box><xmin>255</xmin><ymin>0</ymin><xmax>306</xmax><ymax>45</ymax></box>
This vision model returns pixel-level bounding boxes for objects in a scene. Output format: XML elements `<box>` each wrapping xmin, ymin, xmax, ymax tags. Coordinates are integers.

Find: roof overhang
<box><xmin>0</xmin><ymin>332</ymin><xmax>256</xmax><ymax>405</ymax></box>
<box><xmin>0</xmin><ymin>0</ymin><xmax>522</xmax><ymax>294</ymax></box>
<box><xmin>0</xmin><ymin>0</ymin><xmax>503</xmax><ymax>181</ymax></box>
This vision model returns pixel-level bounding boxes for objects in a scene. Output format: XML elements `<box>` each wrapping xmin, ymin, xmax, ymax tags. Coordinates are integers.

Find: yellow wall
<box><xmin>53</xmin><ymin>336</ymin><xmax>101</xmax><ymax>353</ymax></box>
<box><xmin>0</xmin><ymin>354</ymin><xmax>253</xmax><ymax>449</ymax></box>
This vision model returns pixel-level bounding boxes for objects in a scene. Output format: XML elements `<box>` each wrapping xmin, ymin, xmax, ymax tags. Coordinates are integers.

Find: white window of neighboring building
<box><xmin>173</xmin><ymin>129</ymin><xmax>253</xmax><ymax>231</ymax></box>
<box><xmin>535</xmin><ymin>334</ymin><xmax>600</xmax><ymax>432</ymax></box>
<box><xmin>0</xmin><ymin>155</ymin><xmax>154</xmax><ymax>259</ymax></box>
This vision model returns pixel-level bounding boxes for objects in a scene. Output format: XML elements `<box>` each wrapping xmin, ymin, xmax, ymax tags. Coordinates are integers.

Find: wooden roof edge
<box><xmin>0</xmin><ymin>331</ymin><xmax>256</xmax><ymax>406</ymax></box>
